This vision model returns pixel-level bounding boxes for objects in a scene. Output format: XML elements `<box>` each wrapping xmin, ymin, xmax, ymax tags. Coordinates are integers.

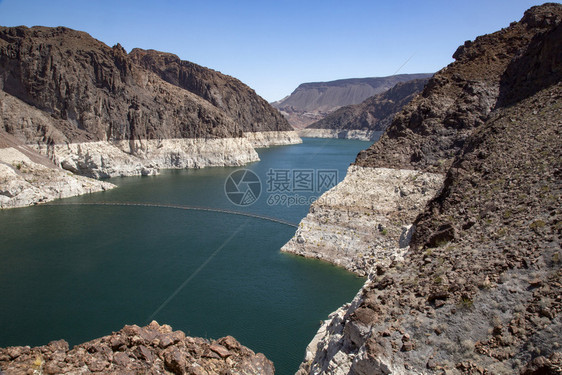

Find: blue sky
<box><xmin>0</xmin><ymin>0</ymin><xmax>547</xmax><ymax>101</ymax></box>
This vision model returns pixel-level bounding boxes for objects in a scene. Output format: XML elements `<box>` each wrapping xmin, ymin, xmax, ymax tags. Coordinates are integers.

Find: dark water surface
<box><xmin>0</xmin><ymin>138</ymin><xmax>370</xmax><ymax>374</ymax></box>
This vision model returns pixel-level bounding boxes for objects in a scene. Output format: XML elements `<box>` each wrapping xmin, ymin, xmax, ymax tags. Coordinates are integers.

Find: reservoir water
<box><xmin>0</xmin><ymin>138</ymin><xmax>370</xmax><ymax>374</ymax></box>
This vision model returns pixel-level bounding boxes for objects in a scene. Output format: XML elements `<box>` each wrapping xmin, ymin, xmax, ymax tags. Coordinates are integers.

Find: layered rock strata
<box><xmin>281</xmin><ymin>166</ymin><xmax>444</xmax><ymax>276</ymax></box>
<box><xmin>0</xmin><ymin>321</ymin><xmax>274</xmax><ymax>375</ymax></box>
<box><xmin>288</xmin><ymin>4</ymin><xmax>562</xmax><ymax>374</ymax></box>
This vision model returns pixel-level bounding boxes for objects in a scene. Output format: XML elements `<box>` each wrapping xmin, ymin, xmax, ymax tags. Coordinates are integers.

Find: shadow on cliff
<box><xmin>496</xmin><ymin>21</ymin><xmax>562</xmax><ymax>108</ymax></box>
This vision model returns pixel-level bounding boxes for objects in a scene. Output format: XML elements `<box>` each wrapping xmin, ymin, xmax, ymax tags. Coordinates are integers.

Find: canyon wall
<box><xmin>286</xmin><ymin>4</ymin><xmax>562</xmax><ymax>374</ymax></box>
<box><xmin>0</xmin><ymin>25</ymin><xmax>300</xmax><ymax>208</ymax></box>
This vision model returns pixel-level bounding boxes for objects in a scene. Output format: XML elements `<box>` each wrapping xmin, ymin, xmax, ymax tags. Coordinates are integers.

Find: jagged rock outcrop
<box><xmin>271</xmin><ymin>74</ymin><xmax>432</xmax><ymax>128</ymax></box>
<box><xmin>0</xmin><ymin>321</ymin><xmax>274</xmax><ymax>375</ymax></box>
<box><xmin>356</xmin><ymin>3</ymin><xmax>561</xmax><ymax>173</ymax></box>
<box><xmin>0</xmin><ymin>25</ymin><xmax>300</xmax><ymax>205</ymax></box>
<box><xmin>299</xmin><ymin>78</ymin><xmax>430</xmax><ymax>141</ymax></box>
<box><xmin>288</xmin><ymin>3</ymin><xmax>562</xmax><ymax>374</ymax></box>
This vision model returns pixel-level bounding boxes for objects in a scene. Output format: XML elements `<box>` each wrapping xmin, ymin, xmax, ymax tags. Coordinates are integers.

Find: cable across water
<box><xmin>47</xmin><ymin>201</ymin><xmax>298</xmax><ymax>228</ymax></box>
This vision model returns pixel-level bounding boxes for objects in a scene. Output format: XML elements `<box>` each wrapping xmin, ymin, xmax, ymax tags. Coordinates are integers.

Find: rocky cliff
<box><xmin>0</xmin><ymin>321</ymin><xmax>274</xmax><ymax>375</ymax></box>
<box><xmin>299</xmin><ymin>78</ymin><xmax>430</xmax><ymax>141</ymax></box>
<box><xmin>271</xmin><ymin>74</ymin><xmax>432</xmax><ymax>128</ymax></box>
<box><xmin>0</xmin><ymin>25</ymin><xmax>300</xmax><ymax>207</ymax></box>
<box><xmin>354</xmin><ymin>4</ymin><xmax>561</xmax><ymax>174</ymax></box>
<box><xmin>285</xmin><ymin>3</ymin><xmax>562</xmax><ymax>374</ymax></box>
<box><xmin>129</xmin><ymin>48</ymin><xmax>290</xmax><ymax>134</ymax></box>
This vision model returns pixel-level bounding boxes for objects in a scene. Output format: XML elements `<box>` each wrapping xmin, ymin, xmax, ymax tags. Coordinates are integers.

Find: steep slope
<box><xmin>355</xmin><ymin>5</ymin><xmax>562</xmax><ymax>173</ymax></box>
<box><xmin>272</xmin><ymin>74</ymin><xmax>433</xmax><ymax>128</ymax></box>
<box><xmin>0</xmin><ymin>26</ymin><xmax>236</xmax><ymax>142</ymax></box>
<box><xmin>0</xmin><ymin>321</ymin><xmax>274</xmax><ymax>374</ymax></box>
<box><xmin>0</xmin><ymin>25</ymin><xmax>300</xmax><ymax>205</ymax></box>
<box><xmin>300</xmin><ymin>78</ymin><xmax>430</xmax><ymax>140</ymax></box>
<box><xmin>129</xmin><ymin>48</ymin><xmax>291</xmax><ymax>134</ymax></box>
<box><xmin>284</xmin><ymin>3</ymin><xmax>562</xmax><ymax>374</ymax></box>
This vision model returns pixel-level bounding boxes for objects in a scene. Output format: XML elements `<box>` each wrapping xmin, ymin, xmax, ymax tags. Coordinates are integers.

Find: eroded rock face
<box><xmin>0</xmin><ymin>25</ymin><xmax>293</xmax><ymax>144</ymax></box>
<box><xmin>281</xmin><ymin>166</ymin><xmax>444</xmax><ymax>276</ymax></box>
<box><xmin>298</xmin><ymin>81</ymin><xmax>562</xmax><ymax>375</ymax></box>
<box><xmin>0</xmin><ymin>26</ymin><xmax>237</xmax><ymax>142</ymax></box>
<box><xmin>291</xmin><ymin>4</ymin><xmax>562</xmax><ymax>374</ymax></box>
<box><xmin>0</xmin><ymin>321</ymin><xmax>275</xmax><ymax>375</ymax></box>
<box><xmin>129</xmin><ymin>49</ymin><xmax>292</xmax><ymax>134</ymax></box>
<box><xmin>0</xmin><ymin>131</ymin><xmax>115</xmax><ymax>208</ymax></box>
<box><xmin>31</xmin><ymin>138</ymin><xmax>260</xmax><ymax>179</ymax></box>
<box><xmin>243</xmin><ymin>130</ymin><xmax>303</xmax><ymax>148</ymax></box>
<box><xmin>0</xmin><ymin>25</ymin><xmax>300</xmax><ymax>204</ymax></box>
<box><xmin>297</xmin><ymin>129</ymin><xmax>383</xmax><ymax>142</ymax></box>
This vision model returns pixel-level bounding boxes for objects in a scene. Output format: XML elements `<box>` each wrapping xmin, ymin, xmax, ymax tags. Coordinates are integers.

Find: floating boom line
<box><xmin>47</xmin><ymin>201</ymin><xmax>298</xmax><ymax>228</ymax></box>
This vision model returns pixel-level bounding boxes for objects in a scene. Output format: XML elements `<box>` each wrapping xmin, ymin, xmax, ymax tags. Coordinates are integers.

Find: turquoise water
<box><xmin>0</xmin><ymin>138</ymin><xmax>370</xmax><ymax>374</ymax></box>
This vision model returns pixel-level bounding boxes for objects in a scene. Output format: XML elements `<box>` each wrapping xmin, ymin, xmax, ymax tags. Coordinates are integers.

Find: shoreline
<box><xmin>298</xmin><ymin>128</ymin><xmax>383</xmax><ymax>142</ymax></box>
<box><xmin>0</xmin><ymin>131</ymin><xmax>301</xmax><ymax>209</ymax></box>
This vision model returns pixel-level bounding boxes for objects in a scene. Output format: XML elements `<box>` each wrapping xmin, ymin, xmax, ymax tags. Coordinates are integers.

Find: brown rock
<box><xmin>163</xmin><ymin>347</ymin><xmax>188</xmax><ymax>374</ymax></box>
<box><xmin>305</xmin><ymin>77</ymin><xmax>431</xmax><ymax>133</ymax></box>
<box><xmin>217</xmin><ymin>336</ymin><xmax>241</xmax><ymax>351</ymax></box>
<box><xmin>209</xmin><ymin>344</ymin><xmax>231</xmax><ymax>359</ymax></box>
<box><xmin>159</xmin><ymin>335</ymin><xmax>174</xmax><ymax>349</ymax></box>
<box><xmin>401</xmin><ymin>341</ymin><xmax>414</xmax><ymax>352</ymax></box>
<box><xmin>85</xmin><ymin>353</ymin><xmax>109</xmax><ymax>372</ymax></box>
<box><xmin>0</xmin><ymin>323</ymin><xmax>274</xmax><ymax>375</ymax></box>
<box><xmin>295</xmin><ymin>4</ymin><xmax>562</xmax><ymax>375</ymax></box>
<box><xmin>113</xmin><ymin>351</ymin><xmax>131</xmax><ymax>367</ymax></box>
<box><xmin>0</xmin><ymin>25</ymin><xmax>293</xmax><ymax>180</ymax></box>
<box><xmin>134</xmin><ymin>345</ymin><xmax>154</xmax><ymax>362</ymax></box>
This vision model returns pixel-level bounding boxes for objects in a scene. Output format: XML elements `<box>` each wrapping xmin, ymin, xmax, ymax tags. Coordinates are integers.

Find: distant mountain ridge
<box><xmin>272</xmin><ymin>73</ymin><xmax>433</xmax><ymax>128</ymax></box>
<box><xmin>300</xmin><ymin>77</ymin><xmax>430</xmax><ymax>140</ymax></box>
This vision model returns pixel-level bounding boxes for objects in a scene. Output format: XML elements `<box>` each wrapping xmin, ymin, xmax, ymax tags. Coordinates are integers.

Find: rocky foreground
<box><xmin>0</xmin><ymin>321</ymin><xmax>274</xmax><ymax>375</ymax></box>
<box><xmin>285</xmin><ymin>4</ymin><xmax>562</xmax><ymax>374</ymax></box>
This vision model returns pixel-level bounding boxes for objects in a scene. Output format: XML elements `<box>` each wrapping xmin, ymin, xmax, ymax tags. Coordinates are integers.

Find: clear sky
<box><xmin>0</xmin><ymin>0</ymin><xmax>549</xmax><ymax>102</ymax></box>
